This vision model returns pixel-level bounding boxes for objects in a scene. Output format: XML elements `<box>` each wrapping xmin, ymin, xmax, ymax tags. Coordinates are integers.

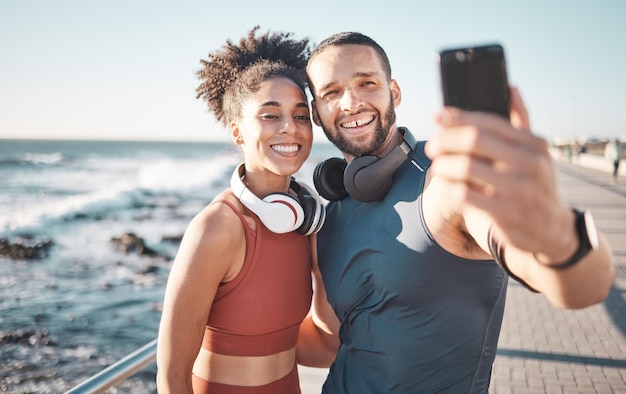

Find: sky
<box><xmin>1</xmin><ymin>0</ymin><xmax>625</xmax><ymax>143</ymax></box>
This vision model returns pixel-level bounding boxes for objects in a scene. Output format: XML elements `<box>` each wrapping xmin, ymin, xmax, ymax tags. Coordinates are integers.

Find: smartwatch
<box><xmin>539</xmin><ymin>208</ymin><xmax>599</xmax><ymax>270</ymax></box>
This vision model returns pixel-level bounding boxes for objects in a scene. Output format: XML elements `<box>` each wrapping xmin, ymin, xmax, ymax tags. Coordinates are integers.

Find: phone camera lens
<box><xmin>455</xmin><ymin>51</ymin><xmax>466</xmax><ymax>62</ymax></box>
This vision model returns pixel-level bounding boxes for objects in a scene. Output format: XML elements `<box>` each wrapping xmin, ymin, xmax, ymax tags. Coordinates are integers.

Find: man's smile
<box><xmin>340</xmin><ymin>115</ymin><xmax>374</xmax><ymax>129</ymax></box>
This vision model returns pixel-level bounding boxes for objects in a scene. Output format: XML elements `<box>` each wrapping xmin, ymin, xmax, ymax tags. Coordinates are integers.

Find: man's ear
<box><xmin>390</xmin><ymin>79</ymin><xmax>402</xmax><ymax>109</ymax></box>
<box><xmin>231</xmin><ymin>121</ymin><xmax>243</xmax><ymax>145</ymax></box>
<box><xmin>311</xmin><ymin>100</ymin><xmax>321</xmax><ymax>127</ymax></box>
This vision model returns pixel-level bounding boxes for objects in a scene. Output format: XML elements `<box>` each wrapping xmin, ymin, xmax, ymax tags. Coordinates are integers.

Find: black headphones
<box><xmin>313</xmin><ymin>127</ymin><xmax>417</xmax><ymax>202</ymax></box>
<box><xmin>230</xmin><ymin>163</ymin><xmax>325</xmax><ymax>235</ymax></box>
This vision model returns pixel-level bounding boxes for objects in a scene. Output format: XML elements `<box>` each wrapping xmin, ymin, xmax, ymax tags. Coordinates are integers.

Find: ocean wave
<box><xmin>137</xmin><ymin>156</ymin><xmax>234</xmax><ymax>191</ymax></box>
<box><xmin>23</xmin><ymin>152</ymin><xmax>65</xmax><ymax>165</ymax></box>
<box><xmin>0</xmin><ymin>152</ymin><xmax>65</xmax><ymax>168</ymax></box>
<box><xmin>0</xmin><ymin>155</ymin><xmax>238</xmax><ymax>234</ymax></box>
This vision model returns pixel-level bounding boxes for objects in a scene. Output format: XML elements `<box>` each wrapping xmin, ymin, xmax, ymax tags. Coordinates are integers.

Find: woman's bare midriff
<box><xmin>192</xmin><ymin>347</ymin><xmax>296</xmax><ymax>386</ymax></box>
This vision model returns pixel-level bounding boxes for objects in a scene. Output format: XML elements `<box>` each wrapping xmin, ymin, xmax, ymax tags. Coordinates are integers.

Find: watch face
<box><xmin>584</xmin><ymin>210</ymin><xmax>599</xmax><ymax>249</ymax></box>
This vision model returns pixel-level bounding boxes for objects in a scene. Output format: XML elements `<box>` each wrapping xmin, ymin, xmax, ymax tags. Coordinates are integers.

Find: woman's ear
<box><xmin>231</xmin><ymin>121</ymin><xmax>243</xmax><ymax>146</ymax></box>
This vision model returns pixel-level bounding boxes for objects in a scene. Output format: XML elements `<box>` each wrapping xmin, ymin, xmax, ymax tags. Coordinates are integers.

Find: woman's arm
<box><xmin>296</xmin><ymin>234</ymin><xmax>340</xmax><ymax>368</ymax></box>
<box><xmin>156</xmin><ymin>200</ymin><xmax>245</xmax><ymax>393</ymax></box>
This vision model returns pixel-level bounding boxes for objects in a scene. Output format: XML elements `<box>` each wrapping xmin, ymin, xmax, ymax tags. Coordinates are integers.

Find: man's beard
<box><xmin>319</xmin><ymin>100</ymin><xmax>396</xmax><ymax>158</ymax></box>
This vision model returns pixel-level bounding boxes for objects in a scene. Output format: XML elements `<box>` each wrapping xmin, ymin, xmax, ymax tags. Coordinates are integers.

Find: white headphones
<box><xmin>230</xmin><ymin>163</ymin><xmax>325</xmax><ymax>235</ymax></box>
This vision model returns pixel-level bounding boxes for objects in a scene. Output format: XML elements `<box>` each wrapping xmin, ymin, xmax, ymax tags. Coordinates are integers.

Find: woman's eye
<box><xmin>260</xmin><ymin>114</ymin><xmax>278</xmax><ymax>120</ymax></box>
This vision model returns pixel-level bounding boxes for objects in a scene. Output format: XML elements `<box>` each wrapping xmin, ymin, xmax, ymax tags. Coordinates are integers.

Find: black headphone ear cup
<box><xmin>299</xmin><ymin>183</ymin><xmax>326</xmax><ymax>235</ymax></box>
<box><xmin>313</xmin><ymin>158</ymin><xmax>349</xmax><ymax>201</ymax></box>
<box><xmin>344</xmin><ymin>155</ymin><xmax>392</xmax><ymax>202</ymax></box>
<box><xmin>296</xmin><ymin>194</ymin><xmax>316</xmax><ymax>235</ymax></box>
<box><xmin>292</xmin><ymin>182</ymin><xmax>325</xmax><ymax>235</ymax></box>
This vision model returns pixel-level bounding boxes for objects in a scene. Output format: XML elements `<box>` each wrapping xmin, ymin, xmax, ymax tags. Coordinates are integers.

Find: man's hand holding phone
<box><xmin>426</xmin><ymin>44</ymin><xmax>566</xmax><ymax>256</ymax></box>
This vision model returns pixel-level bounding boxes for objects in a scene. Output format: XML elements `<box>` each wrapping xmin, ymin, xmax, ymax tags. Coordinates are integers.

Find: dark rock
<box><xmin>0</xmin><ymin>237</ymin><xmax>53</xmax><ymax>260</ymax></box>
<box><xmin>161</xmin><ymin>234</ymin><xmax>183</xmax><ymax>244</ymax></box>
<box><xmin>110</xmin><ymin>232</ymin><xmax>164</xmax><ymax>258</ymax></box>
<box><xmin>139</xmin><ymin>265</ymin><xmax>159</xmax><ymax>275</ymax></box>
<box><xmin>0</xmin><ymin>328</ymin><xmax>55</xmax><ymax>347</ymax></box>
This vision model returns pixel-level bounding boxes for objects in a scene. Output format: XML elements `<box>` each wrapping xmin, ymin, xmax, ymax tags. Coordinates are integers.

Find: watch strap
<box><xmin>534</xmin><ymin>208</ymin><xmax>594</xmax><ymax>270</ymax></box>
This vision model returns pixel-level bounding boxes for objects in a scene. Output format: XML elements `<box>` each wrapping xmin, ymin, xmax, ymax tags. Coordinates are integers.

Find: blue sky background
<box><xmin>1</xmin><ymin>0</ymin><xmax>624</xmax><ymax>143</ymax></box>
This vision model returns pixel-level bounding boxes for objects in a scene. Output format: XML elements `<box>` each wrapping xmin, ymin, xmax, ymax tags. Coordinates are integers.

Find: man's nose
<box><xmin>339</xmin><ymin>89</ymin><xmax>363</xmax><ymax>111</ymax></box>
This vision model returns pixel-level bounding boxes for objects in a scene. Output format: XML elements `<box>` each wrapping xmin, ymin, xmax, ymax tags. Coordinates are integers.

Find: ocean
<box><xmin>0</xmin><ymin>139</ymin><xmax>339</xmax><ymax>393</ymax></box>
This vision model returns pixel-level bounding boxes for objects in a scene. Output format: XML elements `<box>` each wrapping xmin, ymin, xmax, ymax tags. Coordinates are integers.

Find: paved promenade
<box><xmin>299</xmin><ymin>157</ymin><xmax>626</xmax><ymax>393</ymax></box>
<box><xmin>489</xmin><ymin>159</ymin><xmax>626</xmax><ymax>393</ymax></box>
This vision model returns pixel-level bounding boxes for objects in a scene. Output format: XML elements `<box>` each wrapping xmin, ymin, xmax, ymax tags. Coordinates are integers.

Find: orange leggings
<box><xmin>191</xmin><ymin>365</ymin><xmax>300</xmax><ymax>394</ymax></box>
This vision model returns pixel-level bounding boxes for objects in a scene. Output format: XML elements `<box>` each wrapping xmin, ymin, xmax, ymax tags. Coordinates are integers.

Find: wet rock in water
<box><xmin>161</xmin><ymin>234</ymin><xmax>183</xmax><ymax>244</ymax></box>
<box><xmin>110</xmin><ymin>232</ymin><xmax>162</xmax><ymax>257</ymax></box>
<box><xmin>0</xmin><ymin>237</ymin><xmax>53</xmax><ymax>260</ymax></box>
<box><xmin>0</xmin><ymin>328</ymin><xmax>56</xmax><ymax>347</ymax></box>
<box><xmin>139</xmin><ymin>265</ymin><xmax>159</xmax><ymax>275</ymax></box>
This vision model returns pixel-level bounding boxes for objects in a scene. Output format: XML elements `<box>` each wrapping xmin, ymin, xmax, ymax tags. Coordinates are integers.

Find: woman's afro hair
<box><xmin>196</xmin><ymin>26</ymin><xmax>311</xmax><ymax>126</ymax></box>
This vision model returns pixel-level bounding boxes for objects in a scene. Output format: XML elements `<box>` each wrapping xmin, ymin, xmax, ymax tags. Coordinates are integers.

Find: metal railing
<box><xmin>65</xmin><ymin>339</ymin><xmax>157</xmax><ymax>394</ymax></box>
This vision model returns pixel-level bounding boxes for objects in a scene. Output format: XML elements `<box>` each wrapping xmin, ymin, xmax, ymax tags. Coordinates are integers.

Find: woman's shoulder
<box><xmin>167</xmin><ymin>191</ymin><xmax>247</xmax><ymax>291</ymax></box>
<box><xmin>186</xmin><ymin>191</ymin><xmax>247</xmax><ymax>246</ymax></box>
<box><xmin>210</xmin><ymin>190</ymin><xmax>246</xmax><ymax>216</ymax></box>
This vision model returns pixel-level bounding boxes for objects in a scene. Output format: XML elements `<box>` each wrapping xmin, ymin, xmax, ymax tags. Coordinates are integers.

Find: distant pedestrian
<box><xmin>566</xmin><ymin>144</ymin><xmax>573</xmax><ymax>162</ymax></box>
<box><xmin>605</xmin><ymin>138</ymin><xmax>623</xmax><ymax>184</ymax></box>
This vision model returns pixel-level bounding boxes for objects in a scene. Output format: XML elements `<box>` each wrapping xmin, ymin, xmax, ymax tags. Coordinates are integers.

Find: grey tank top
<box><xmin>317</xmin><ymin>136</ymin><xmax>507</xmax><ymax>393</ymax></box>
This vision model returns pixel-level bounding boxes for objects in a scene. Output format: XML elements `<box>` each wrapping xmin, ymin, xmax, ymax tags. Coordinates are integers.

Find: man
<box><xmin>296</xmin><ymin>32</ymin><xmax>615</xmax><ymax>393</ymax></box>
<box><xmin>605</xmin><ymin>138</ymin><xmax>623</xmax><ymax>184</ymax></box>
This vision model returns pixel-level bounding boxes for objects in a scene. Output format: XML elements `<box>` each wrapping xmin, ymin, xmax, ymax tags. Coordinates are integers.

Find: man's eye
<box><xmin>321</xmin><ymin>90</ymin><xmax>339</xmax><ymax>99</ymax></box>
<box><xmin>296</xmin><ymin>115</ymin><xmax>311</xmax><ymax>121</ymax></box>
<box><xmin>260</xmin><ymin>114</ymin><xmax>278</xmax><ymax>120</ymax></box>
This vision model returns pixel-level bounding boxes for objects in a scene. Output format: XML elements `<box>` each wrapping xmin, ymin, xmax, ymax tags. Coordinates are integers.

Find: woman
<box><xmin>156</xmin><ymin>26</ymin><xmax>324</xmax><ymax>393</ymax></box>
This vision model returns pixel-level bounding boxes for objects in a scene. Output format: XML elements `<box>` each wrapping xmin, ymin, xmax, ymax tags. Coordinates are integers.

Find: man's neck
<box><xmin>372</xmin><ymin>126</ymin><xmax>403</xmax><ymax>158</ymax></box>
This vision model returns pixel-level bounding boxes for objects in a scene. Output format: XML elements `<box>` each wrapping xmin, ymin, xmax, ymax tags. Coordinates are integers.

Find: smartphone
<box><xmin>438</xmin><ymin>44</ymin><xmax>510</xmax><ymax>119</ymax></box>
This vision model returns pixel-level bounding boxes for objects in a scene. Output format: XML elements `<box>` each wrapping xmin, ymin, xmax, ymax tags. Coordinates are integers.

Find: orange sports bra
<box><xmin>200</xmin><ymin>198</ymin><xmax>313</xmax><ymax>357</ymax></box>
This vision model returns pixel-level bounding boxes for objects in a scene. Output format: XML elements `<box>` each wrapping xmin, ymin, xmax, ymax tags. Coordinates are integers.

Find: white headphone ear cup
<box><xmin>261</xmin><ymin>193</ymin><xmax>305</xmax><ymax>233</ymax></box>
